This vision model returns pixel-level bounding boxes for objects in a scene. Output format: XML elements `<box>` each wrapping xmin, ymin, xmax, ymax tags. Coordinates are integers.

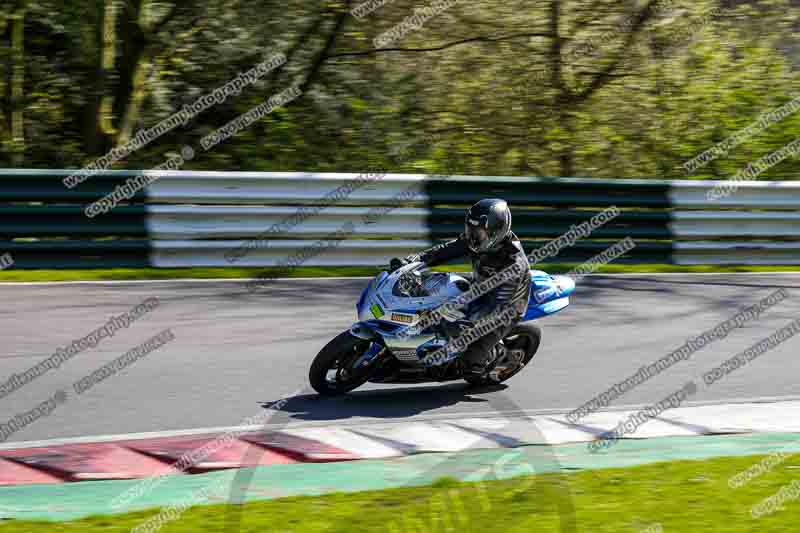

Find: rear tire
<box><xmin>310</xmin><ymin>331</ymin><xmax>373</xmax><ymax>396</ymax></box>
<box><xmin>464</xmin><ymin>323</ymin><xmax>542</xmax><ymax>386</ymax></box>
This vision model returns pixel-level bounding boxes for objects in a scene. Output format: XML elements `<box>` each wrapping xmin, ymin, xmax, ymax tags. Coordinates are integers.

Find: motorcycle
<box><xmin>309</xmin><ymin>262</ymin><xmax>575</xmax><ymax>395</ymax></box>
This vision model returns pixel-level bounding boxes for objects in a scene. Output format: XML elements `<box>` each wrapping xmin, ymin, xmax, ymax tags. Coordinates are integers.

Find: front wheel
<box><xmin>464</xmin><ymin>323</ymin><xmax>542</xmax><ymax>386</ymax></box>
<box><xmin>310</xmin><ymin>331</ymin><xmax>374</xmax><ymax>396</ymax></box>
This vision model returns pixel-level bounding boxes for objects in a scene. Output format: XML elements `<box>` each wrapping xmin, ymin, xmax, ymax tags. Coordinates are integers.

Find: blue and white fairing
<box><xmin>354</xmin><ymin>263</ymin><xmax>469</xmax><ymax>353</ymax></box>
<box><xmin>524</xmin><ymin>270</ymin><xmax>576</xmax><ymax>320</ymax></box>
<box><xmin>352</xmin><ymin>262</ymin><xmax>574</xmax><ymax>365</ymax></box>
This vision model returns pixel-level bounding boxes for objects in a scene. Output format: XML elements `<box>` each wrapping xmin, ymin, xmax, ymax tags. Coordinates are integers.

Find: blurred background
<box><xmin>3</xmin><ymin>6</ymin><xmax>800</xmax><ymax>531</ymax></box>
<box><xmin>2</xmin><ymin>0</ymin><xmax>799</xmax><ymax>180</ymax></box>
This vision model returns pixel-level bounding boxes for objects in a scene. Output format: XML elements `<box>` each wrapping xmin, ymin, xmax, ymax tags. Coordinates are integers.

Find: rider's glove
<box><xmin>389</xmin><ymin>257</ymin><xmax>408</xmax><ymax>272</ymax></box>
<box><xmin>389</xmin><ymin>254</ymin><xmax>423</xmax><ymax>273</ymax></box>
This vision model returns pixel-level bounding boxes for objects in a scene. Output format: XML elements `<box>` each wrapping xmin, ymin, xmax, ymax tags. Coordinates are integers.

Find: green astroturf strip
<box><xmin>2</xmin><ymin>432</ymin><xmax>800</xmax><ymax>525</ymax></box>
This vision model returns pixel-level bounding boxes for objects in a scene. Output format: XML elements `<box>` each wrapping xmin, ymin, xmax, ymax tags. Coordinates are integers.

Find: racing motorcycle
<box><xmin>309</xmin><ymin>262</ymin><xmax>575</xmax><ymax>395</ymax></box>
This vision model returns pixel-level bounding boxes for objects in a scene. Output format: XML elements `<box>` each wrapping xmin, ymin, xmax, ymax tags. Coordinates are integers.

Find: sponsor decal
<box><xmin>534</xmin><ymin>287</ymin><xmax>557</xmax><ymax>304</ymax></box>
<box><xmin>391</xmin><ymin>313</ymin><xmax>414</xmax><ymax>324</ymax></box>
<box><xmin>370</xmin><ymin>303</ymin><xmax>385</xmax><ymax>319</ymax></box>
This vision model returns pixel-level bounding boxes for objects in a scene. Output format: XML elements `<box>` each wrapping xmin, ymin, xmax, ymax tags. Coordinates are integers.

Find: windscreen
<box><xmin>392</xmin><ymin>271</ymin><xmax>428</xmax><ymax>297</ymax></box>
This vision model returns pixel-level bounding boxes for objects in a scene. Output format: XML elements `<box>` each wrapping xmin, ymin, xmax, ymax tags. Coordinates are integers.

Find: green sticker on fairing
<box><xmin>370</xmin><ymin>303</ymin><xmax>384</xmax><ymax>318</ymax></box>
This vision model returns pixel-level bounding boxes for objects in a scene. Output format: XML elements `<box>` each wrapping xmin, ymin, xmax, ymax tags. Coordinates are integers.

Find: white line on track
<box><xmin>3</xmin><ymin>394</ymin><xmax>800</xmax><ymax>451</ymax></box>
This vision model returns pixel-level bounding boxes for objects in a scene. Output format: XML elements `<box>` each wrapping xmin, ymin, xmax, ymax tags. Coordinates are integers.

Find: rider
<box><xmin>389</xmin><ymin>198</ymin><xmax>531</xmax><ymax>378</ymax></box>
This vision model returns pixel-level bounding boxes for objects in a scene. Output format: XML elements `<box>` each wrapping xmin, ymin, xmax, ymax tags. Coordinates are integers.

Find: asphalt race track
<box><xmin>2</xmin><ymin>274</ymin><xmax>799</xmax><ymax>444</ymax></box>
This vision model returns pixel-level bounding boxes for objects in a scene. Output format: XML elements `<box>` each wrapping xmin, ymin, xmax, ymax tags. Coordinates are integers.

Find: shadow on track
<box><xmin>259</xmin><ymin>383</ymin><xmax>509</xmax><ymax>422</ymax></box>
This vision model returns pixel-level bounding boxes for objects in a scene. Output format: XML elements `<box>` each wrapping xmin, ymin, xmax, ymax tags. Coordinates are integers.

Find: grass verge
<box><xmin>1</xmin><ymin>454</ymin><xmax>798</xmax><ymax>532</ymax></box>
<box><xmin>1</xmin><ymin>264</ymin><xmax>800</xmax><ymax>282</ymax></box>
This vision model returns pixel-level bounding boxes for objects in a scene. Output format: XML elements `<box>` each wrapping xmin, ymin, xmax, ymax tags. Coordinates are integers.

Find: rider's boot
<box><xmin>464</xmin><ymin>342</ymin><xmax>503</xmax><ymax>382</ymax></box>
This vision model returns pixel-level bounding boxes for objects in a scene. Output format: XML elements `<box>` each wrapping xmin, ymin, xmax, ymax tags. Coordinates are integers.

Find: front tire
<box><xmin>310</xmin><ymin>331</ymin><xmax>373</xmax><ymax>396</ymax></box>
<box><xmin>464</xmin><ymin>323</ymin><xmax>542</xmax><ymax>386</ymax></box>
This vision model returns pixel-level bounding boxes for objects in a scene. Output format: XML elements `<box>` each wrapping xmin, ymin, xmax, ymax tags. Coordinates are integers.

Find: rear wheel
<box><xmin>310</xmin><ymin>331</ymin><xmax>374</xmax><ymax>396</ymax></box>
<box><xmin>464</xmin><ymin>323</ymin><xmax>542</xmax><ymax>386</ymax></box>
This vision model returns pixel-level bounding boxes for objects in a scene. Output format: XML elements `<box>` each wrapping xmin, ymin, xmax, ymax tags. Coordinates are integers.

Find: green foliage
<box><xmin>1</xmin><ymin>0</ymin><xmax>799</xmax><ymax>179</ymax></box>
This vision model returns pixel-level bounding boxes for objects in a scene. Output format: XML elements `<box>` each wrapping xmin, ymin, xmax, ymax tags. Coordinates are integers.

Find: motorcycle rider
<box><xmin>389</xmin><ymin>198</ymin><xmax>531</xmax><ymax>379</ymax></box>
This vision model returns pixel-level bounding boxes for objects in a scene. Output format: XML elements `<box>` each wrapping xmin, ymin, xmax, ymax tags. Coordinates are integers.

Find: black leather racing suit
<box><xmin>407</xmin><ymin>231</ymin><xmax>531</xmax><ymax>370</ymax></box>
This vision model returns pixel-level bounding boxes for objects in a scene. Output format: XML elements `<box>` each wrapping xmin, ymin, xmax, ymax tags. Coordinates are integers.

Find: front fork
<box><xmin>353</xmin><ymin>342</ymin><xmax>384</xmax><ymax>369</ymax></box>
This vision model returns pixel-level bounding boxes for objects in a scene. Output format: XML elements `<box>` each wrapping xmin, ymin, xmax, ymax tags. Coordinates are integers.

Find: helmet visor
<box><xmin>465</xmin><ymin>218</ymin><xmax>490</xmax><ymax>252</ymax></box>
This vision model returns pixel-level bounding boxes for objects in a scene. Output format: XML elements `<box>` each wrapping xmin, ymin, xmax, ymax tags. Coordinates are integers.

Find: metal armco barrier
<box><xmin>0</xmin><ymin>169</ymin><xmax>798</xmax><ymax>268</ymax></box>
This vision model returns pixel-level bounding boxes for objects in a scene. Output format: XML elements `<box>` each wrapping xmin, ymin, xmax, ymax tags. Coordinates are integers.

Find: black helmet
<box><xmin>464</xmin><ymin>199</ymin><xmax>512</xmax><ymax>253</ymax></box>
